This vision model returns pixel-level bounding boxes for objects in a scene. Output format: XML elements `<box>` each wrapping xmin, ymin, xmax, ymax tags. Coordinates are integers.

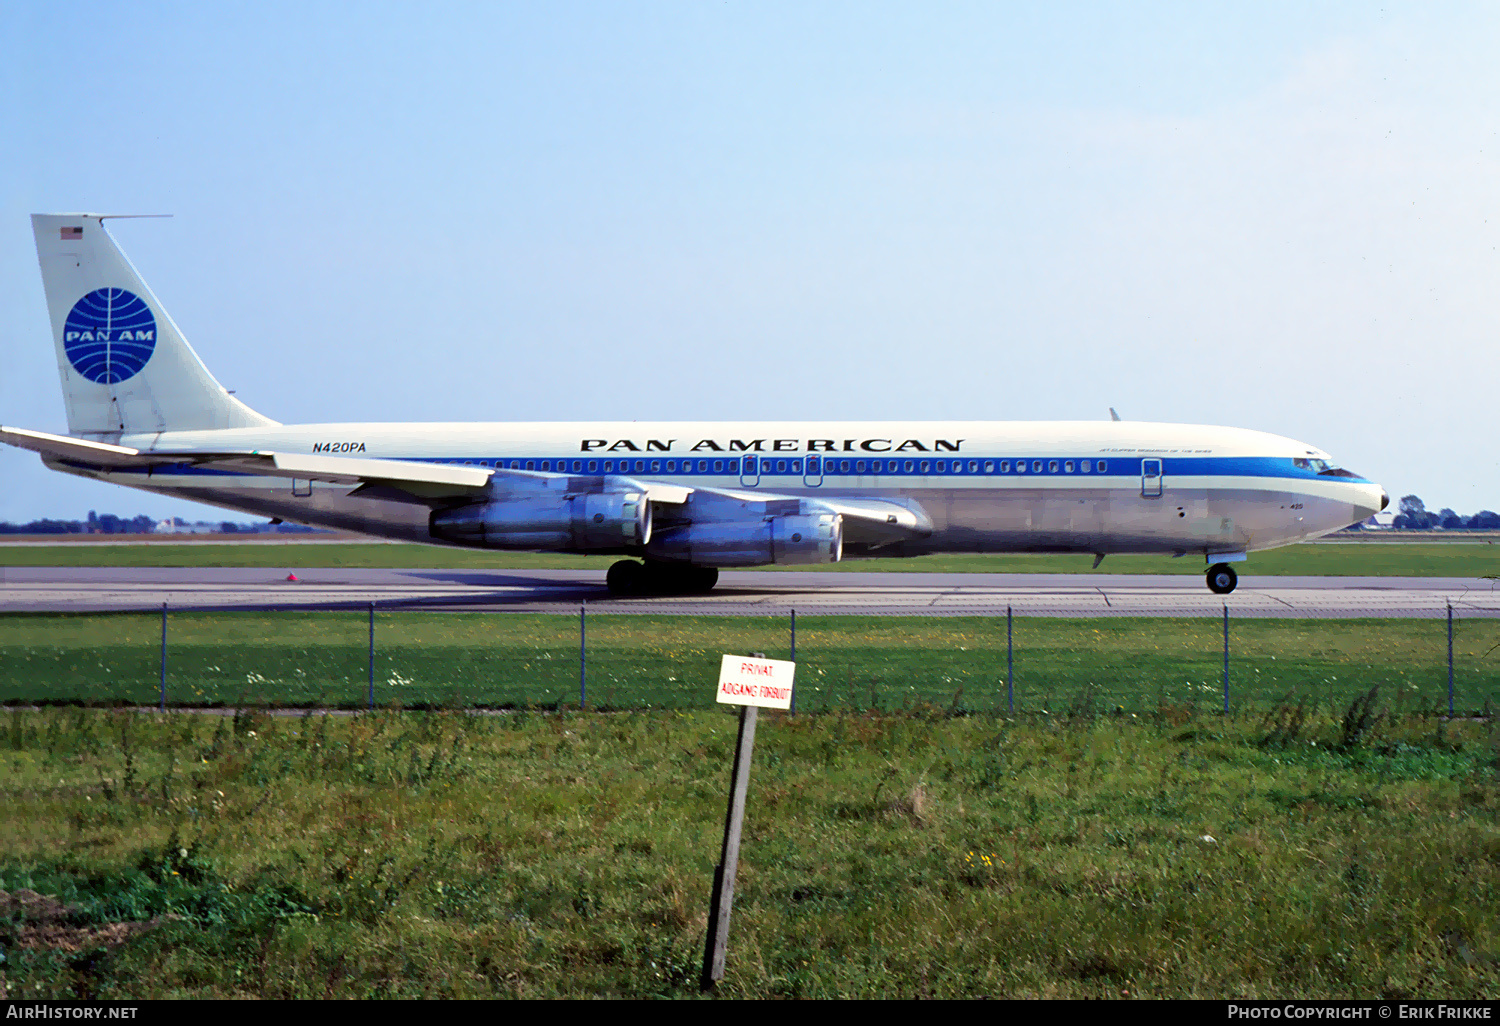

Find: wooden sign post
<box><xmin>700</xmin><ymin>652</ymin><xmax>795</xmax><ymax>991</ymax></box>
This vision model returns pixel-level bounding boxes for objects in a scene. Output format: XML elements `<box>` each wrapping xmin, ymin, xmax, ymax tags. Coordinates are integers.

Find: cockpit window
<box><xmin>1294</xmin><ymin>457</ymin><xmax>1360</xmax><ymax>478</ymax></box>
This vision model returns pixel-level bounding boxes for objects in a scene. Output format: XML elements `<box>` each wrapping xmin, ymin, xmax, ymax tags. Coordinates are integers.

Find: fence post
<box><xmin>1222</xmin><ymin>603</ymin><xmax>1230</xmax><ymax>714</ymax></box>
<box><xmin>580</xmin><ymin>601</ymin><xmax>587</xmax><ymax>709</ymax></box>
<box><xmin>1448</xmin><ymin>601</ymin><xmax>1454</xmax><ymax>717</ymax></box>
<box><xmin>789</xmin><ymin>608</ymin><xmax>797</xmax><ymax>715</ymax></box>
<box><xmin>700</xmin><ymin>700</ymin><xmax>759</xmax><ymax>990</ymax></box>
<box><xmin>367</xmin><ymin>602</ymin><xmax>375</xmax><ymax>709</ymax></box>
<box><xmin>158</xmin><ymin>600</ymin><xmax>167</xmax><ymax>714</ymax></box>
<box><xmin>1006</xmin><ymin>605</ymin><xmax>1014</xmax><ymax>714</ymax></box>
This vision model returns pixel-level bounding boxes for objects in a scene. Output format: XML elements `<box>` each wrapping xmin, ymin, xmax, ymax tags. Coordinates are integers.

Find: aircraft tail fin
<box><xmin>30</xmin><ymin>214</ymin><xmax>277</xmax><ymax>440</ymax></box>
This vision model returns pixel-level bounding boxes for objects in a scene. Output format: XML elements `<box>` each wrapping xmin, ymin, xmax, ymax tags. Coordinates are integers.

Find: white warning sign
<box><xmin>716</xmin><ymin>654</ymin><xmax>796</xmax><ymax>710</ymax></box>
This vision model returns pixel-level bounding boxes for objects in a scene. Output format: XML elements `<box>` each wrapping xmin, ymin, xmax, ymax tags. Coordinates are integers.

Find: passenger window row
<box><xmin>437</xmin><ymin>457</ymin><xmax>1112</xmax><ymax>475</ymax></box>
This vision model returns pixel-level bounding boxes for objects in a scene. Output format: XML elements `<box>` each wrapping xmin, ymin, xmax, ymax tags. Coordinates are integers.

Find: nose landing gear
<box><xmin>1206</xmin><ymin>563</ymin><xmax>1238</xmax><ymax>595</ymax></box>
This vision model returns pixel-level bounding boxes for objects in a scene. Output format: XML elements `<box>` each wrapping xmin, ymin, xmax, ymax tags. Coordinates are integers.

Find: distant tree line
<box><xmin>1390</xmin><ymin>495</ymin><xmax>1500</xmax><ymax>530</ymax></box>
<box><xmin>0</xmin><ymin>512</ymin><xmax>156</xmax><ymax>535</ymax></box>
<box><xmin>0</xmin><ymin>512</ymin><xmax>325</xmax><ymax>535</ymax></box>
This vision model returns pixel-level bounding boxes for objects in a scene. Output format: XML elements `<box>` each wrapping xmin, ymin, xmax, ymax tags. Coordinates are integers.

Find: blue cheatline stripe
<box><xmin>101</xmin><ymin>452</ymin><xmax>1369</xmax><ymax>484</ymax></box>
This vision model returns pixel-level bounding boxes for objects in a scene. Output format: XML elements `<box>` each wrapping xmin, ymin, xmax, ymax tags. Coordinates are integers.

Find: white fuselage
<box><xmin>54</xmin><ymin>419</ymin><xmax>1385</xmax><ymax>559</ymax></box>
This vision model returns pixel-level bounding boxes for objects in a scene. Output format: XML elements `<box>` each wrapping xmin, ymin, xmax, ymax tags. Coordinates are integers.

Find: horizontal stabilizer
<box><xmin>1</xmin><ymin>424</ymin><xmax>695</xmax><ymax>506</ymax></box>
<box><xmin>0</xmin><ymin>424</ymin><xmax>156</xmax><ymax>468</ymax></box>
<box><xmin>0</xmin><ymin>424</ymin><xmax>489</xmax><ymax>496</ymax></box>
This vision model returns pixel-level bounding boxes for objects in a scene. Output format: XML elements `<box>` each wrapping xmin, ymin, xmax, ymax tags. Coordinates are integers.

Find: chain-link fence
<box><xmin>2</xmin><ymin>603</ymin><xmax>1498</xmax><ymax>714</ymax></box>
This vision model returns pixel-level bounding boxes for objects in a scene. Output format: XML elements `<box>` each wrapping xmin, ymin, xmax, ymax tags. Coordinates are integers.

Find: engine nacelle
<box><xmin>430</xmin><ymin>490</ymin><xmax>650</xmax><ymax>550</ymax></box>
<box><xmin>645</xmin><ymin>513</ymin><xmax>842</xmax><ymax>567</ymax></box>
<box><xmin>577</xmin><ymin>490</ymin><xmax>653</xmax><ymax>548</ymax></box>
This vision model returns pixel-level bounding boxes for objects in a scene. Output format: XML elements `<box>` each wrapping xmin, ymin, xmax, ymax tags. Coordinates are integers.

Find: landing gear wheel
<box><xmin>609</xmin><ymin>560</ymin><xmax>720</xmax><ymax>596</ymax></box>
<box><xmin>606</xmin><ymin>559</ymin><xmax>646</xmax><ymax>596</ymax></box>
<box><xmin>1206</xmin><ymin>563</ymin><xmax>1238</xmax><ymax>595</ymax></box>
<box><xmin>687</xmin><ymin>566</ymin><xmax>719</xmax><ymax>593</ymax></box>
<box><xmin>641</xmin><ymin>562</ymin><xmax>721</xmax><ymax>595</ymax></box>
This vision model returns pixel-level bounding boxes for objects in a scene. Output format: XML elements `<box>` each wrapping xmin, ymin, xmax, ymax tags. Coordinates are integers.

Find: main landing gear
<box><xmin>1206</xmin><ymin>563</ymin><xmax>1238</xmax><ymax>595</ymax></box>
<box><xmin>606</xmin><ymin>559</ymin><xmax>719</xmax><ymax>597</ymax></box>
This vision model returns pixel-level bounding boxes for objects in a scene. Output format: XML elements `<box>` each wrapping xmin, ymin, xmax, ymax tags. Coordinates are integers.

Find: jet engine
<box><xmin>645</xmin><ymin>512</ymin><xmax>842</xmax><ymax>566</ymax></box>
<box><xmin>430</xmin><ymin>489</ymin><xmax>650</xmax><ymax>550</ymax></box>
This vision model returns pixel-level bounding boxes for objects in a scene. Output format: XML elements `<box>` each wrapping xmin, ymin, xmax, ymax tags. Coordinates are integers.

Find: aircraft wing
<box><xmin>803</xmin><ymin>494</ymin><xmax>933</xmax><ymax>546</ymax></box>
<box><xmin>2</xmin><ymin>425</ymin><xmax>922</xmax><ymax>544</ymax></box>
<box><xmin>639</xmin><ymin>483</ymin><xmax>932</xmax><ymax>548</ymax></box>
<box><xmin>225</xmin><ymin>452</ymin><xmax>694</xmax><ymax>506</ymax></box>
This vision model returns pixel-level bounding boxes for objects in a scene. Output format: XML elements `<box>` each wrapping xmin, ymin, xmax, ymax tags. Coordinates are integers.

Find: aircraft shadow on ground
<box><xmin>405</xmin><ymin>570</ymin><xmax>596</xmax><ymax>588</ymax></box>
<box><xmin>400</xmin><ymin>570</ymin><xmax>849</xmax><ymax>602</ymax></box>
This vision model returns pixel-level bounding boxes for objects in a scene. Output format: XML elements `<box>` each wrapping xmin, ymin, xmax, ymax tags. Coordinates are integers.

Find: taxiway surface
<box><xmin>2</xmin><ymin>566</ymin><xmax>1498</xmax><ymax>617</ymax></box>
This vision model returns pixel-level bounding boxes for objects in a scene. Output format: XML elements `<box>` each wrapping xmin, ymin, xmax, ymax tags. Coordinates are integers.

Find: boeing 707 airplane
<box><xmin>1</xmin><ymin>214</ymin><xmax>1387</xmax><ymax>595</ymax></box>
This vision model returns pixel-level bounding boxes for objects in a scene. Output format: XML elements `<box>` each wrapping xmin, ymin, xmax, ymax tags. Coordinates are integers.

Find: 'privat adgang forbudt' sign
<box><xmin>716</xmin><ymin>655</ymin><xmax>796</xmax><ymax>710</ymax></box>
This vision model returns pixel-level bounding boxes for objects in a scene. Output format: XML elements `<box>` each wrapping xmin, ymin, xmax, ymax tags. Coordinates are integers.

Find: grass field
<box><xmin>3</xmin><ymin>611</ymin><xmax>1497</xmax><ymax>715</ymax></box>
<box><xmin>2</xmin><ymin>704</ymin><xmax>1497</xmax><ymax>998</ymax></box>
<box><xmin>4</xmin><ymin>541</ymin><xmax>1500</xmax><ymax>576</ymax></box>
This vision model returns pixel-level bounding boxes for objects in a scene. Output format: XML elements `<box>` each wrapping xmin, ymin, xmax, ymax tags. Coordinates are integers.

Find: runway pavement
<box><xmin>3</xmin><ymin>565</ymin><xmax>1499</xmax><ymax>617</ymax></box>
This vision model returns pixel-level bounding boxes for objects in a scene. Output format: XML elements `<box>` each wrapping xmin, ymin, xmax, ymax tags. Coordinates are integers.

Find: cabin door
<box><xmin>739</xmin><ymin>455</ymin><xmax>760</xmax><ymax>488</ymax></box>
<box><xmin>803</xmin><ymin>455</ymin><xmax>823</xmax><ymax>487</ymax></box>
<box><xmin>1141</xmin><ymin>459</ymin><xmax>1163</xmax><ymax>498</ymax></box>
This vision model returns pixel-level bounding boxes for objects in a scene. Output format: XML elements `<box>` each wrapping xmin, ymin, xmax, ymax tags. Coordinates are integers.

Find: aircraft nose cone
<box><xmin>1380</xmin><ymin>489</ymin><xmax>1390</xmax><ymax>512</ymax></box>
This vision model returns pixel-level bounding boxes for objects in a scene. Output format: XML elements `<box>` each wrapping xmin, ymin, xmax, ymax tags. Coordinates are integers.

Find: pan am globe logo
<box><xmin>63</xmin><ymin>288</ymin><xmax>157</xmax><ymax>384</ymax></box>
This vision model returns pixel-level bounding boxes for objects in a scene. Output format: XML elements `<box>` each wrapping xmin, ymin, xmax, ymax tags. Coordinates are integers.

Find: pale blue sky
<box><xmin>2</xmin><ymin>2</ymin><xmax>1497</xmax><ymax>520</ymax></box>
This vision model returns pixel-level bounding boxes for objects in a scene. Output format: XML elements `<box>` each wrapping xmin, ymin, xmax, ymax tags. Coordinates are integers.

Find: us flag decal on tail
<box><xmin>60</xmin><ymin>226</ymin><xmax>82</xmax><ymax>239</ymax></box>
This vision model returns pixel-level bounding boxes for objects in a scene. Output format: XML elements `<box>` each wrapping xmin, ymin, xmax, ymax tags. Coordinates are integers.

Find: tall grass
<box><xmin>3</xmin><ymin>703</ymin><xmax>1497</xmax><ymax>998</ymax></box>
